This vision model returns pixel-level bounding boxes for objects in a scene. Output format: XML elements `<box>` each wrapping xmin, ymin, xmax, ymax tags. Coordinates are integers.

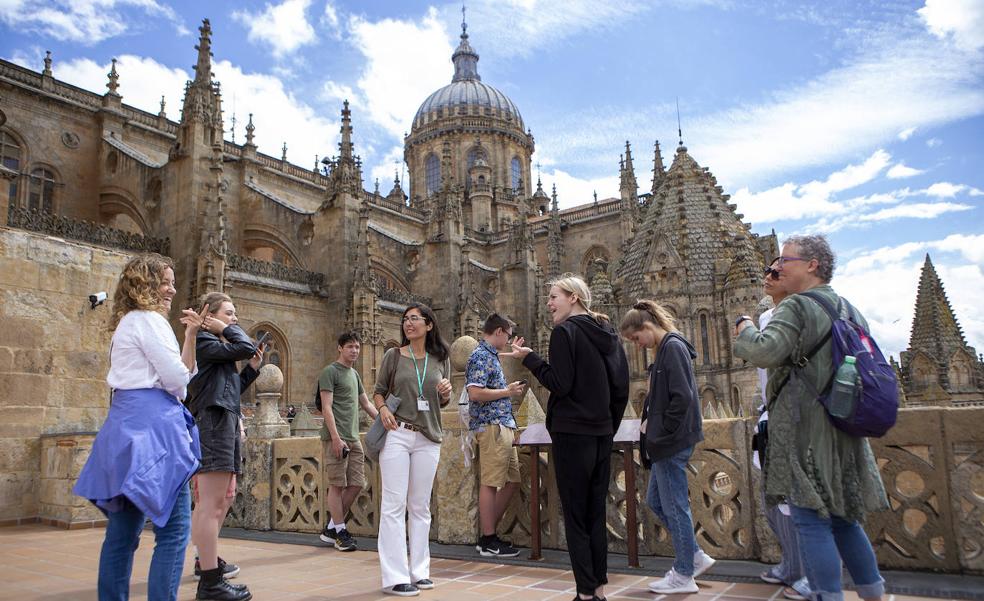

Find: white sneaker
<box><xmin>649</xmin><ymin>568</ymin><xmax>699</xmax><ymax>594</ymax></box>
<box><xmin>693</xmin><ymin>549</ymin><xmax>716</xmax><ymax>578</ymax></box>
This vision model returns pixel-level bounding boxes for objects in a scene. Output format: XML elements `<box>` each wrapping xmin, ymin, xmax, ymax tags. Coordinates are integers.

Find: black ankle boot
<box><xmin>196</xmin><ymin>568</ymin><xmax>252</xmax><ymax>601</ymax></box>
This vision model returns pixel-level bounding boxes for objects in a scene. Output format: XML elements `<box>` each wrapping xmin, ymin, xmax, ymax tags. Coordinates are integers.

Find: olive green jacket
<box><xmin>734</xmin><ymin>285</ymin><xmax>888</xmax><ymax>521</ymax></box>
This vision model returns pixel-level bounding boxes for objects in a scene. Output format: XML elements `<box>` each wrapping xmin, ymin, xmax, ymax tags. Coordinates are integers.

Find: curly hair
<box><xmin>784</xmin><ymin>234</ymin><xmax>836</xmax><ymax>283</ymax></box>
<box><xmin>110</xmin><ymin>253</ymin><xmax>174</xmax><ymax>329</ymax></box>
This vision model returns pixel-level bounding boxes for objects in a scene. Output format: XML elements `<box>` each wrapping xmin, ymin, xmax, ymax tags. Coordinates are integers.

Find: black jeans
<box><xmin>552</xmin><ymin>432</ymin><xmax>613</xmax><ymax>595</ymax></box>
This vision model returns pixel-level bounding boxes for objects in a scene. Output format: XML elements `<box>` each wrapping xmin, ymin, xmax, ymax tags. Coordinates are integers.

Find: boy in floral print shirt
<box><xmin>466</xmin><ymin>314</ymin><xmax>526</xmax><ymax>557</ymax></box>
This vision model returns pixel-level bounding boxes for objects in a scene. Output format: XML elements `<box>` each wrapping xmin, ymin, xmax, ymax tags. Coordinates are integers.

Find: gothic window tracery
<box><xmin>511</xmin><ymin>156</ymin><xmax>521</xmax><ymax>190</ymax></box>
<box><xmin>1</xmin><ymin>130</ymin><xmax>22</xmax><ymax>202</ymax></box>
<box><xmin>28</xmin><ymin>167</ymin><xmax>56</xmax><ymax>213</ymax></box>
<box><xmin>250</xmin><ymin>324</ymin><xmax>290</xmax><ymax>408</ymax></box>
<box><xmin>425</xmin><ymin>153</ymin><xmax>440</xmax><ymax>196</ymax></box>
<box><xmin>699</xmin><ymin>313</ymin><xmax>711</xmax><ymax>365</ymax></box>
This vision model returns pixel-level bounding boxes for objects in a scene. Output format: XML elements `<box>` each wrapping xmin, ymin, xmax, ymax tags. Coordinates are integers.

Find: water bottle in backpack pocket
<box><xmin>828</xmin><ymin>356</ymin><xmax>860</xmax><ymax>419</ymax></box>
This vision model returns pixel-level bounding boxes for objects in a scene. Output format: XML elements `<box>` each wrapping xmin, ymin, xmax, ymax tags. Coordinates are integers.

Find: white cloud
<box><xmin>368</xmin><ymin>145</ymin><xmax>406</xmax><ymax>190</ymax></box>
<box><xmin>321</xmin><ymin>1</ymin><xmax>339</xmax><ymax>30</ymax></box>
<box><xmin>810</xmin><ymin>201</ymin><xmax>974</xmax><ymax>233</ymax></box>
<box><xmin>887</xmin><ymin>162</ymin><xmax>925</xmax><ymax>179</ymax></box>
<box><xmin>17</xmin><ymin>52</ymin><xmax>339</xmax><ymax>173</ymax></box>
<box><xmin>834</xmin><ymin>234</ymin><xmax>984</xmax><ymax>358</ymax></box>
<box><xmin>541</xmin><ymin>169</ymin><xmax>619</xmax><ymax>209</ymax></box>
<box><xmin>232</xmin><ymin>0</ymin><xmax>317</xmax><ymax>58</ymax></box>
<box><xmin>0</xmin><ymin>0</ymin><xmax>186</xmax><ymax>43</ymax></box>
<box><xmin>924</xmin><ymin>181</ymin><xmax>984</xmax><ymax>197</ymax></box>
<box><xmin>349</xmin><ymin>8</ymin><xmax>453</xmax><ymax>137</ymax></box>
<box><xmin>926</xmin><ymin>137</ymin><xmax>943</xmax><ymax>148</ymax></box>
<box><xmin>731</xmin><ymin>150</ymin><xmax>891</xmax><ymax>223</ymax></box>
<box><xmin>320</xmin><ymin>81</ymin><xmax>359</xmax><ymax>105</ymax></box>
<box><xmin>898</xmin><ymin>126</ymin><xmax>917</xmax><ymax>140</ymax></box>
<box><xmin>918</xmin><ymin>0</ymin><xmax>984</xmax><ymax>51</ymax></box>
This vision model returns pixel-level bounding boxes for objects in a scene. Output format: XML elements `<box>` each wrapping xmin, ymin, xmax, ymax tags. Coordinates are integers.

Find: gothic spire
<box><xmin>339</xmin><ymin>99</ymin><xmax>354</xmax><ymax>160</ymax></box>
<box><xmin>620</xmin><ymin>140</ymin><xmax>638</xmax><ymax>200</ymax></box>
<box><xmin>651</xmin><ymin>139</ymin><xmax>666</xmax><ymax>194</ymax></box>
<box><xmin>106</xmin><ymin>58</ymin><xmax>120</xmax><ymax>96</ymax></box>
<box><xmin>193</xmin><ymin>19</ymin><xmax>213</xmax><ymax>85</ymax></box>
<box><xmin>451</xmin><ymin>5</ymin><xmax>480</xmax><ymax>82</ymax></box>
<box><xmin>244</xmin><ymin>113</ymin><xmax>255</xmax><ymax>147</ymax></box>
<box><xmin>907</xmin><ymin>254</ymin><xmax>968</xmax><ymax>357</ymax></box>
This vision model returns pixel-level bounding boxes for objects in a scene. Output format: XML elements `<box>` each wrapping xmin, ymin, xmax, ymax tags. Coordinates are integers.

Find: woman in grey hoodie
<box><xmin>620</xmin><ymin>300</ymin><xmax>715</xmax><ymax>594</ymax></box>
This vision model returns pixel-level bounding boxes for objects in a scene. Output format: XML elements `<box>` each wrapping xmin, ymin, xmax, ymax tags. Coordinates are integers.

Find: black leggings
<box><xmin>552</xmin><ymin>432</ymin><xmax>613</xmax><ymax>595</ymax></box>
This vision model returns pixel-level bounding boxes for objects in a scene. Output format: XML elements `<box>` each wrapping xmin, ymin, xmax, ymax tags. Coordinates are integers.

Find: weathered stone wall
<box><xmin>0</xmin><ymin>227</ymin><xmax>127</xmax><ymax>522</ymax></box>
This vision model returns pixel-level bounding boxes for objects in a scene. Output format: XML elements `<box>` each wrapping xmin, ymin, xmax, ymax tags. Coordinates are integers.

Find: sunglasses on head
<box><xmin>763</xmin><ymin>267</ymin><xmax>780</xmax><ymax>280</ymax></box>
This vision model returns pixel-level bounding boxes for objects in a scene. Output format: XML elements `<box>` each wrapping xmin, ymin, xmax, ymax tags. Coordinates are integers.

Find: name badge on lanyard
<box><xmin>411</xmin><ymin>352</ymin><xmax>430</xmax><ymax>412</ymax></box>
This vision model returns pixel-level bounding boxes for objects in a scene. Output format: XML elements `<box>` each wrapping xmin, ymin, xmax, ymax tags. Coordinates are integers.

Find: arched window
<box><xmin>700</xmin><ymin>313</ymin><xmax>711</xmax><ymax>365</ymax></box>
<box><xmin>251</xmin><ymin>325</ymin><xmax>290</xmax><ymax>409</ymax></box>
<box><xmin>425</xmin><ymin>153</ymin><xmax>440</xmax><ymax>196</ymax></box>
<box><xmin>511</xmin><ymin>157</ymin><xmax>522</xmax><ymax>190</ymax></box>
<box><xmin>1</xmin><ymin>130</ymin><xmax>21</xmax><ymax>202</ymax></box>
<box><xmin>28</xmin><ymin>167</ymin><xmax>56</xmax><ymax>213</ymax></box>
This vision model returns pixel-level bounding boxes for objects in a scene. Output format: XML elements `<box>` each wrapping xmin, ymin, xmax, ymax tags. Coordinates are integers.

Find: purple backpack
<box><xmin>799</xmin><ymin>290</ymin><xmax>899</xmax><ymax>438</ymax></box>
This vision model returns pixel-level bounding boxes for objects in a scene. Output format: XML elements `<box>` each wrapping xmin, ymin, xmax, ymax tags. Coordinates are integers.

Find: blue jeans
<box><xmin>97</xmin><ymin>483</ymin><xmax>191</xmax><ymax>601</ymax></box>
<box><xmin>789</xmin><ymin>505</ymin><xmax>885</xmax><ymax>601</ymax></box>
<box><xmin>647</xmin><ymin>446</ymin><xmax>698</xmax><ymax>576</ymax></box>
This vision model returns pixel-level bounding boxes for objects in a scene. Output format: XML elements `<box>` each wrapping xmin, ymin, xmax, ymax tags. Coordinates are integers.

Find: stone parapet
<box><xmin>38</xmin><ymin>433</ymin><xmax>104</xmax><ymax>527</ymax></box>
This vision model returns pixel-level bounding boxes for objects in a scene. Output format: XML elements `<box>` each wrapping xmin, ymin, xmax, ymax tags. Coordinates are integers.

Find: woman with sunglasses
<box><xmin>373</xmin><ymin>304</ymin><xmax>453</xmax><ymax>597</ymax></box>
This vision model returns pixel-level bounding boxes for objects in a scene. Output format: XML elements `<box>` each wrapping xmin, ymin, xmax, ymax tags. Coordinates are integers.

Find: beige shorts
<box><xmin>324</xmin><ymin>438</ymin><xmax>367</xmax><ymax>488</ymax></box>
<box><xmin>476</xmin><ymin>424</ymin><xmax>520</xmax><ymax>488</ymax></box>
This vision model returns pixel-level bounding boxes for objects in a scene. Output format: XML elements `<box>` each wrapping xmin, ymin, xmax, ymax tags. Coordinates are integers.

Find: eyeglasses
<box><xmin>402</xmin><ymin>315</ymin><xmax>427</xmax><ymax>324</ymax></box>
<box><xmin>776</xmin><ymin>256</ymin><xmax>809</xmax><ymax>268</ymax></box>
<box><xmin>763</xmin><ymin>267</ymin><xmax>780</xmax><ymax>280</ymax></box>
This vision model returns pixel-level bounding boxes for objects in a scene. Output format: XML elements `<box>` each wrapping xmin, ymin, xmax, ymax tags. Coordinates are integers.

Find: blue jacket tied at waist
<box><xmin>74</xmin><ymin>388</ymin><xmax>201</xmax><ymax>527</ymax></box>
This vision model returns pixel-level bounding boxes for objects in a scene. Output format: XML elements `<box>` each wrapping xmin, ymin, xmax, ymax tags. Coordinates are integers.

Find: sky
<box><xmin>2</xmin><ymin>0</ymin><xmax>983</xmax><ymax>360</ymax></box>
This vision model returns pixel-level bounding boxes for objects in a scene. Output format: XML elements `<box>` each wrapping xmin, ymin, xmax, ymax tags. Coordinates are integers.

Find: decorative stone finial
<box><xmin>158</xmin><ymin>95</ymin><xmax>166</xmax><ymax>118</ymax></box>
<box><xmin>245</xmin><ymin>113</ymin><xmax>255</xmax><ymax>146</ymax></box>
<box><xmin>106</xmin><ymin>58</ymin><xmax>120</xmax><ymax>96</ymax></box>
<box><xmin>281</xmin><ymin>141</ymin><xmax>287</xmax><ymax>161</ymax></box>
<box><xmin>255</xmin><ymin>364</ymin><xmax>284</xmax><ymax>393</ymax></box>
<box><xmin>450</xmin><ymin>335</ymin><xmax>479</xmax><ymax>372</ymax></box>
<box><xmin>42</xmin><ymin>51</ymin><xmax>52</xmax><ymax>77</ymax></box>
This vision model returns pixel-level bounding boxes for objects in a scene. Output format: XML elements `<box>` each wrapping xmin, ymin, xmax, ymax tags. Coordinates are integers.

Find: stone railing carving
<box><xmin>376</xmin><ymin>285</ymin><xmax>433</xmax><ymax>307</ymax></box>
<box><xmin>7</xmin><ymin>205</ymin><xmax>170</xmax><ymax>255</ymax></box>
<box><xmin>228</xmin><ymin>406</ymin><xmax>984</xmax><ymax>574</ymax></box>
<box><xmin>226</xmin><ymin>253</ymin><xmax>325</xmax><ymax>289</ymax></box>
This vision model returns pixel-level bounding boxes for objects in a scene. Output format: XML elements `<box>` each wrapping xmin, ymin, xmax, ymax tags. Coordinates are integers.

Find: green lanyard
<box><xmin>410</xmin><ymin>351</ymin><xmax>428</xmax><ymax>399</ymax></box>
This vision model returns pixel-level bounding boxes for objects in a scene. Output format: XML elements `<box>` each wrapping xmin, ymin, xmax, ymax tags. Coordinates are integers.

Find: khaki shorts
<box><xmin>324</xmin><ymin>438</ymin><xmax>367</xmax><ymax>488</ymax></box>
<box><xmin>476</xmin><ymin>424</ymin><xmax>520</xmax><ymax>488</ymax></box>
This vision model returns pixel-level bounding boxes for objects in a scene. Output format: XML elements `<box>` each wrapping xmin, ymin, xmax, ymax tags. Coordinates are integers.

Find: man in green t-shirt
<box><xmin>318</xmin><ymin>331</ymin><xmax>378</xmax><ymax>552</ymax></box>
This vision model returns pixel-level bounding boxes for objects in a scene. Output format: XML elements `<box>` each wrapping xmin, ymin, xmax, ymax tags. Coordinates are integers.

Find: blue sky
<box><xmin>2</xmin><ymin>0</ymin><xmax>983</xmax><ymax>360</ymax></box>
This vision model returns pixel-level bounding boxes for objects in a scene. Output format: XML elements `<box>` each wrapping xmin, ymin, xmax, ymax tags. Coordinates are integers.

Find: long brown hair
<box><xmin>400</xmin><ymin>303</ymin><xmax>450</xmax><ymax>362</ymax></box>
<box><xmin>619</xmin><ymin>299</ymin><xmax>677</xmax><ymax>336</ymax></box>
<box><xmin>199</xmin><ymin>291</ymin><xmax>232</xmax><ymax>314</ymax></box>
<box><xmin>110</xmin><ymin>253</ymin><xmax>174</xmax><ymax>329</ymax></box>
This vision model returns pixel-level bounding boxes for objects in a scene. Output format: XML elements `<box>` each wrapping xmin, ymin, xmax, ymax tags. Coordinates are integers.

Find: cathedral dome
<box><xmin>410</xmin><ymin>20</ymin><xmax>524</xmax><ymax>133</ymax></box>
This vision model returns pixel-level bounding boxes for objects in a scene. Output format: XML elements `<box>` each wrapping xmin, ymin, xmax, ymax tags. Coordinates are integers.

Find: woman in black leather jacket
<box><xmin>187</xmin><ymin>292</ymin><xmax>263</xmax><ymax>601</ymax></box>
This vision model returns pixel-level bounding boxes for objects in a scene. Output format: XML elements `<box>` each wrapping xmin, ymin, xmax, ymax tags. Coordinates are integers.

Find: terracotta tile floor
<box><xmin>0</xmin><ymin>524</ymin><xmax>956</xmax><ymax>601</ymax></box>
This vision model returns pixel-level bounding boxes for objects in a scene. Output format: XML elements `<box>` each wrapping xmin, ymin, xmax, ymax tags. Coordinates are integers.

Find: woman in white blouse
<box><xmin>74</xmin><ymin>253</ymin><xmax>206</xmax><ymax>601</ymax></box>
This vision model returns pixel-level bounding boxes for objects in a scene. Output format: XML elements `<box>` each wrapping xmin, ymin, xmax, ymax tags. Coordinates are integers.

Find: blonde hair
<box><xmin>619</xmin><ymin>299</ymin><xmax>677</xmax><ymax>335</ymax></box>
<box><xmin>111</xmin><ymin>253</ymin><xmax>174</xmax><ymax>329</ymax></box>
<box><xmin>548</xmin><ymin>272</ymin><xmax>609</xmax><ymax>324</ymax></box>
<box><xmin>200</xmin><ymin>291</ymin><xmax>233</xmax><ymax>314</ymax></box>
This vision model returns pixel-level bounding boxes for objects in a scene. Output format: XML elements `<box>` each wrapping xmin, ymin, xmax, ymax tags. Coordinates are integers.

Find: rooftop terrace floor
<box><xmin>0</xmin><ymin>524</ymin><xmax>979</xmax><ymax>601</ymax></box>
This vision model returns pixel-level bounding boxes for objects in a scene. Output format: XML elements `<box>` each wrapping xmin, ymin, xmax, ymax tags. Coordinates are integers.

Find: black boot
<box><xmin>196</xmin><ymin>567</ymin><xmax>252</xmax><ymax>601</ymax></box>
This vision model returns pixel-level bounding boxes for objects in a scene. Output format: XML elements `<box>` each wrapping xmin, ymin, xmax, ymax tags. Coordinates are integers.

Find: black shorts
<box><xmin>196</xmin><ymin>406</ymin><xmax>241</xmax><ymax>474</ymax></box>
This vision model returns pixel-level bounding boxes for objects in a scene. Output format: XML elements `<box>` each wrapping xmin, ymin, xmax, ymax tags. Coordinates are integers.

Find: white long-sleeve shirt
<box><xmin>106</xmin><ymin>310</ymin><xmax>196</xmax><ymax>400</ymax></box>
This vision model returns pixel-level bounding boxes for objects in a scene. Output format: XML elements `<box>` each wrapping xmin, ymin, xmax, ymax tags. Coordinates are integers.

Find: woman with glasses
<box><xmin>373</xmin><ymin>304</ymin><xmax>453</xmax><ymax>597</ymax></box>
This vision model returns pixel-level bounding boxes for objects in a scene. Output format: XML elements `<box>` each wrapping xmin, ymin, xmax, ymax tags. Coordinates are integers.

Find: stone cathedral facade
<box><xmin>0</xmin><ymin>18</ymin><xmax>780</xmax><ymax>424</ymax></box>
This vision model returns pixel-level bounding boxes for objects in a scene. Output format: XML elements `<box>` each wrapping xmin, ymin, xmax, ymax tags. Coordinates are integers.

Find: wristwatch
<box><xmin>735</xmin><ymin>315</ymin><xmax>753</xmax><ymax>328</ymax></box>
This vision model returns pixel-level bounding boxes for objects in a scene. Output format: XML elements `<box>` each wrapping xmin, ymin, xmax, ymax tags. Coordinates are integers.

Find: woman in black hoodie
<box><xmin>512</xmin><ymin>274</ymin><xmax>629</xmax><ymax>601</ymax></box>
<box><xmin>620</xmin><ymin>301</ymin><xmax>714</xmax><ymax>595</ymax></box>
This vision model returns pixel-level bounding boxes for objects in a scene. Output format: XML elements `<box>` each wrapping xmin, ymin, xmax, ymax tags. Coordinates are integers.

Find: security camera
<box><xmin>89</xmin><ymin>291</ymin><xmax>107</xmax><ymax>309</ymax></box>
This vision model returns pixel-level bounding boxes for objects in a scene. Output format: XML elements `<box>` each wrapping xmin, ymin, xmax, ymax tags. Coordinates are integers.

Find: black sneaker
<box><xmin>478</xmin><ymin>536</ymin><xmax>520</xmax><ymax>558</ymax></box>
<box><xmin>319</xmin><ymin>526</ymin><xmax>337</xmax><ymax>544</ymax></box>
<box><xmin>415</xmin><ymin>579</ymin><xmax>434</xmax><ymax>590</ymax></box>
<box><xmin>195</xmin><ymin>557</ymin><xmax>241</xmax><ymax>580</ymax></box>
<box><xmin>383</xmin><ymin>583</ymin><xmax>419</xmax><ymax>596</ymax></box>
<box><xmin>196</xmin><ymin>577</ymin><xmax>252</xmax><ymax>601</ymax></box>
<box><xmin>334</xmin><ymin>528</ymin><xmax>357</xmax><ymax>552</ymax></box>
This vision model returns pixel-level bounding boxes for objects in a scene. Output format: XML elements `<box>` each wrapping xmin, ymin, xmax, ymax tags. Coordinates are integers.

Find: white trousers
<box><xmin>377</xmin><ymin>426</ymin><xmax>441</xmax><ymax>589</ymax></box>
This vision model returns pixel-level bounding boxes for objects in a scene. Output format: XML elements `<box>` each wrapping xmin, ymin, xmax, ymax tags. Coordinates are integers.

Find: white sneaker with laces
<box><xmin>648</xmin><ymin>568</ymin><xmax>699</xmax><ymax>594</ymax></box>
<box><xmin>693</xmin><ymin>549</ymin><xmax>716</xmax><ymax>578</ymax></box>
